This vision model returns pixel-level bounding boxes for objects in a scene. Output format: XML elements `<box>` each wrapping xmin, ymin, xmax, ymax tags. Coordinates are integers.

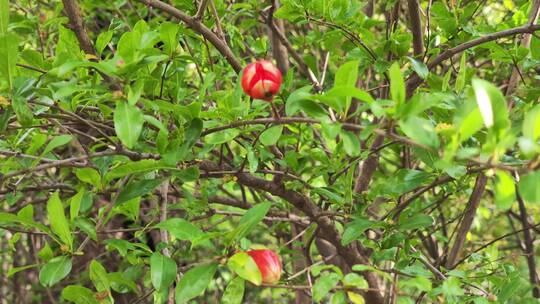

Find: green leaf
<box><xmin>331</xmin><ymin>291</ymin><xmax>347</xmax><ymax>304</ymax></box>
<box><xmin>205</xmin><ymin>129</ymin><xmax>240</xmax><ymax>145</ymax></box>
<box><xmin>69</xmin><ymin>188</ymin><xmax>85</xmax><ymax>220</ymax></box>
<box><xmin>498</xmin><ymin>272</ymin><xmax>527</xmax><ymax>302</ymax></box>
<box><xmin>398</xmin><ymin>214</ymin><xmax>433</xmax><ymax>230</ymax></box>
<box><xmin>12</xmin><ymin>95</ymin><xmax>33</xmax><ymax>127</ymax></box>
<box><xmin>106</xmin><ymin>160</ymin><xmax>173</xmax><ymax>180</ymax></box>
<box><xmin>42</xmin><ymin>135</ymin><xmax>73</xmax><ymax>156</ymax></box>
<box><xmin>518</xmin><ymin>171</ymin><xmax>540</xmax><ymax>204</ymax></box>
<box><xmin>114</xmin><ymin>100</ymin><xmax>144</xmax><ymax>149</ymax></box>
<box><xmin>341</xmin><ymin>130</ymin><xmax>360</xmax><ymax>156</ymax></box>
<box><xmin>455</xmin><ymin>53</ymin><xmax>468</xmax><ymax>92</ymax></box>
<box><xmin>0</xmin><ymin>0</ymin><xmax>8</xmax><ymax>35</ymax></box>
<box><xmin>259</xmin><ymin>125</ymin><xmax>283</xmax><ymax>146</ymax></box>
<box><xmin>95</xmin><ymin>30</ymin><xmax>113</xmax><ymax>56</ymax></box>
<box><xmin>155</xmin><ymin>218</ymin><xmax>203</xmax><ymax>242</ymax></box>
<box><xmin>390</xmin><ymin>32</ymin><xmax>412</xmax><ymax>57</ymax></box>
<box><xmin>175</xmin><ymin>263</ymin><xmax>218</xmax><ymax>304</ymax></box>
<box><xmin>342</xmin><ymin>273</ymin><xmax>368</xmax><ymax>288</ymax></box>
<box><xmin>0</xmin><ymin>212</ymin><xmax>17</xmax><ymax>224</ymax></box>
<box><xmin>494</xmin><ymin>171</ymin><xmax>515</xmax><ymax>209</ymax></box>
<box><xmin>39</xmin><ymin>256</ymin><xmax>72</xmax><ymax>287</ymax></box>
<box><xmin>51</xmin><ymin>60</ymin><xmax>115</xmax><ymax>78</ymax></box>
<box><xmin>455</xmin><ymin>99</ymin><xmax>483</xmax><ymax>142</ymax></box>
<box><xmin>116</xmin><ymin>178</ymin><xmax>163</xmax><ymax>205</ymax></box>
<box><xmin>151</xmin><ymin>252</ymin><xmax>177</xmax><ymax>291</ymax></box>
<box><xmin>389</xmin><ymin>62</ymin><xmax>405</xmax><ymax>105</ymax></box>
<box><xmin>341</xmin><ymin>218</ymin><xmax>377</xmax><ymax>246</ymax></box>
<box><xmin>160</xmin><ymin>22</ymin><xmax>179</xmax><ymax>56</ymax></box>
<box><xmin>172</xmin><ymin>166</ymin><xmax>200</xmax><ymax>182</ymax></box>
<box><xmin>17</xmin><ymin>204</ymin><xmax>33</xmax><ymax>222</ymax></box>
<box><xmin>127</xmin><ymin>80</ymin><xmax>144</xmax><ymax>106</ymax></box>
<box><xmin>471</xmin><ymin>79</ymin><xmax>494</xmax><ymax>128</ymax></box>
<box><xmin>228</xmin><ymin>202</ymin><xmax>271</xmax><ymax>242</ymax></box>
<box><xmin>222</xmin><ymin>277</ymin><xmax>245</xmax><ymax>304</ymax></box>
<box><xmin>184</xmin><ymin>118</ymin><xmax>203</xmax><ymax>148</ymax></box>
<box><xmin>227</xmin><ymin>252</ymin><xmax>262</xmax><ymax>286</ymax></box>
<box><xmin>435</xmin><ymin>3</ymin><xmax>459</xmax><ymax>33</ymax></box>
<box><xmin>335</xmin><ymin>60</ymin><xmax>359</xmax><ymax>87</ymax></box>
<box><xmin>61</xmin><ymin>285</ymin><xmax>99</xmax><ymax>304</ymax></box>
<box><xmin>73</xmin><ymin>218</ymin><xmax>97</xmax><ymax>241</ymax></box>
<box><xmin>8</xmin><ymin>264</ymin><xmax>38</xmax><ymax>278</ymax></box>
<box><xmin>531</xmin><ymin>36</ymin><xmax>540</xmax><ymax>60</ymax></box>
<box><xmin>334</xmin><ymin>60</ymin><xmax>359</xmax><ymax>113</ymax></box>
<box><xmin>441</xmin><ymin>276</ymin><xmax>464</xmax><ymax>297</ymax></box>
<box><xmin>471</xmin><ymin>78</ymin><xmax>509</xmax><ymax>130</ymax></box>
<box><xmin>399</xmin><ymin>276</ymin><xmax>432</xmax><ymax>292</ymax></box>
<box><xmin>117</xmin><ymin>31</ymin><xmax>141</xmax><ymax>63</ymax></box>
<box><xmin>319</xmin><ymin>86</ymin><xmax>374</xmax><ymax>114</ymax></box>
<box><xmin>89</xmin><ymin>260</ymin><xmax>110</xmax><ymax>292</ymax></box>
<box><xmin>523</xmin><ymin>105</ymin><xmax>540</xmax><ymax>141</ymax></box>
<box><xmin>38</xmin><ymin>243</ymin><xmax>54</xmax><ymax>261</ymax></box>
<box><xmin>407</xmin><ymin>57</ymin><xmax>428</xmax><ymax>79</ymax></box>
<box><xmin>0</xmin><ymin>33</ymin><xmax>18</xmax><ymax>90</ymax></box>
<box><xmin>313</xmin><ymin>272</ymin><xmax>341</xmax><ymax>302</ymax></box>
<box><xmin>285</xmin><ymin>86</ymin><xmax>313</xmax><ymax>116</ymax></box>
<box><xmin>47</xmin><ymin>192</ymin><xmax>73</xmax><ymax>249</ymax></box>
<box><xmin>399</xmin><ymin>116</ymin><xmax>439</xmax><ymax>149</ymax></box>
<box><xmin>293</xmin><ymin>99</ymin><xmax>328</xmax><ymax>121</ymax></box>
<box><xmin>75</xmin><ymin>168</ymin><xmax>101</xmax><ymax>189</ymax></box>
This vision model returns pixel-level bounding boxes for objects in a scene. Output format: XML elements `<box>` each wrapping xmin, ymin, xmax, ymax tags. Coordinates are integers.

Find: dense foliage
<box><xmin>1</xmin><ymin>0</ymin><xmax>540</xmax><ymax>303</ymax></box>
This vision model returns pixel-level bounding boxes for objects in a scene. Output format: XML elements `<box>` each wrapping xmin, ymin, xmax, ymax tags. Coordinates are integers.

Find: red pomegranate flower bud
<box><xmin>247</xmin><ymin>249</ymin><xmax>282</xmax><ymax>284</ymax></box>
<box><xmin>241</xmin><ymin>60</ymin><xmax>282</xmax><ymax>101</ymax></box>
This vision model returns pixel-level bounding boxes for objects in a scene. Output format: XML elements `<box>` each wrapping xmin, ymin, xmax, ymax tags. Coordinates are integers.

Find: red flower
<box><xmin>247</xmin><ymin>249</ymin><xmax>282</xmax><ymax>284</ymax></box>
<box><xmin>241</xmin><ymin>60</ymin><xmax>282</xmax><ymax>101</ymax></box>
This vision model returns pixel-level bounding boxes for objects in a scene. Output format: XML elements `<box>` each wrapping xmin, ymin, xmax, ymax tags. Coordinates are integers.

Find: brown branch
<box><xmin>407</xmin><ymin>0</ymin><xmax>423</xmax><ymax>56</ymax></box>
<box><xmin>61</xmin><ymin>0</ymin><xmax>121</xmax><ymax>90</ymax></box>
<box><xmin>61</xmin><ymin>0</ymin><xmax>95</xmax><ymax>55</ymax></box>
<box><xmin>516</xmin><ymin>186</ymin><xmax>540</xmax><ymax>298</ymax></box>
<box><xmin>16</xmin><ymin>63</ymin><xmax>47</xmax><ymax>74</ymax></box>
<box><xmin>445</xmin><ymin>174</ymin><xmax>488</xmax><ymax>269</ymax></box>
<box><xmin>199</xmin><ymin>160</ymin><xmax>385</xmax><ymax>304</ymax></box>
<box><xmin>262</xmin><ymin>283</ymin><xmax>385</xmax><ymax>294</ymax></box>
<box><xmin>135</xmin><ymin>0</ymin><xmax>242</xmax><ymax>73</ymax></box>
<box><xmin>407</xmin><ymin>23</ymin><xmax>540</xmax><ymax>94</ymax></box>
<box><xmin>201</xmin><ymin>117</ymin><xmax>432</xmax><ymax>150</ymax></box>
<box><xmin>194</xmin><ymin>0</ymin><xmax>210</xmax><ymax>20</ymax></box>
<box><xmin>354</xmin><ymin>134</ymin><xmax>384</xmax><ymax>193</ymax></box>
<box><xmin>208</xmin><ymin>0</ymin><xmax>225</xmax><ymax>41</ymax></box>
<box><xmin>266</xmin><ymin>0</ymin><xmax>290</xmax><ymax>74</ymax></box>
<box><xmin>265</xmin><ymin>15</ymin><xmax>313</xmax><ymax>83</ymax></box>
<box><xmin>0</xmin><ymin>149</ymin><xmax>158</xmax><ymax>183</ymax></box>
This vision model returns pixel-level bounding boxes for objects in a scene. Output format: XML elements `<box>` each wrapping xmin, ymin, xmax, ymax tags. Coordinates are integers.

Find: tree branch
<box><xmin>265</xmin><ymin>15</ymin><xmax>315</xmax><ymax>85</ymax></box>
<box><xmin>407</xmin><ymin>0</ymin><xmax>423</xmax><ymax>56</ymax></box>
<box><xmin>266</xmin><ymin>1</ymin><xmax>289</xmax><ymax>74</ymax></box>
<box><xmin>445</xmin><ymin>174</ymin><xmax>488</xmax><ymax>269</ymax></box>
<box><xmin>199</xmin><ymin>160</ymin><xmax>385</xmax><ymax>304</ymax></box>
<box><xmin>407</xmin><ymin>23</ymin><xmax>540</xmax><ymax>94</ymax></box>
<box><xmin>135</xmin><ymin>0</ymin><xmax>242</xmax><ymax>73</ymax></box>
<box><xmin>61</xmin><ymin>0</ymin><xmax>95</xmax><ymax>55</ymax></box>
<box><xmin>354</xmin><ymin>134</ymin><xmax>384</xmax><ymax>193</ymax></box>
<box><xmin>194</xmin><ymin>0</ymin><xmax>210</xmax><ymax>20</ymax></box>
<box><xmin>516</xmin><ymin>186</ymin><xmax>540</xmax><ymax>298</ymax></box>
<box><xmin>201</xmin><ymin>117</ymin><xmax>432</xmax><ymax>150</ymax></box>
